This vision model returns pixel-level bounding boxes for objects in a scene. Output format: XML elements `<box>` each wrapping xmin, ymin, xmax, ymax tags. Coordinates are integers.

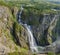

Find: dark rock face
<box><xmin>18</xmin><ymin>8</ymin><xmax>59</xmax><ymax>46</ymax></box>
<box><xmin>31</xmin><ymin>14</ymin><xmax>57</xmax><ymax>46</ymax></box>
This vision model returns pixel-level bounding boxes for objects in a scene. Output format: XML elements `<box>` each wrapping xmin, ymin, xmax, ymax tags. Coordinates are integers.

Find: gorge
<box><xmin>17</xmin><ymin>5</ymin><xmax>60</xmax><ymax>53</ymax></box>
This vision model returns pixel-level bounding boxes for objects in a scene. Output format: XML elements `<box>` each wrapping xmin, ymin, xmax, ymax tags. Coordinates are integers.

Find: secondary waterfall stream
<box><xmin>17</xmin><ymin>5</ymin><xmax>60</xmax><ymax>53</ymax></box>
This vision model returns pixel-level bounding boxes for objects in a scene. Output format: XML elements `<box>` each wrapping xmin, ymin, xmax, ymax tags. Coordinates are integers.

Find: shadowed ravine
<box><xmin>17</xmin><ymin>6</ymin><xmax>60</xmax><ymax>53</ymax></box>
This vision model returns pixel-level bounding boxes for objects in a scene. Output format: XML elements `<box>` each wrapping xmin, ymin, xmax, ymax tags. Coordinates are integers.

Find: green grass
<box><xmin>8</xmin><ymin>48</ymin><xmax>30</xmax><ymax>55</ymax></box>
<box><xmin>57</xmin><ymin>54</ymin><xmax>60</xmax><ymax>55</ymax></box>
<box><xmin>0</xmin><ymin>0</ymin><xmax>60</xmax><ymax>12</ymax></box>
<box><xmin>8</xmin><ymin>52</ymin><xmax>24</xmax><ymax>55</ymax></box>
<box><xmin>47</xmin><ymin>52</ymin><xmax>55</xmax><ymax>55</ymax></box>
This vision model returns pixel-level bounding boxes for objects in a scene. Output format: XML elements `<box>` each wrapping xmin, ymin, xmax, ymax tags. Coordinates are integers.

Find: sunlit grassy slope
<box><xmin>0</xmin><ymin>0</ymin><xmax>60</xmax><ymax>13</ymax></box>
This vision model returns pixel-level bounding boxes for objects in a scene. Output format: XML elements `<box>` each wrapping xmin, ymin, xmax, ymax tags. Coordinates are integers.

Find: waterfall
<box><xmin>17</xmin><ymin>6</ymin><xmax>39</xmax><ymax>52</ymax></box>
<box><xmin>24</xmin><ymin>24</ymin><xmax>38</xmax><ymax>52</ymax></box>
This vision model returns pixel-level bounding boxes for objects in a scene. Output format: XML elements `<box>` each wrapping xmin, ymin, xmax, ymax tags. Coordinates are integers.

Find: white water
<box><xmin>24</xmin><ymin>24</ymin><xmax>39</xmax><ymax>52</ymax></box>
<box><xmin>18</xmin><ymin>6</ymin><xmax>24</xmax><ymax>23</ymax></box>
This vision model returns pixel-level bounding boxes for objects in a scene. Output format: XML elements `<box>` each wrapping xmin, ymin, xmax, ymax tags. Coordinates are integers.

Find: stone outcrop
<box><xmin>0</xmin><ymin>5</ymin><xmax>30</xmax><ymax>55</ymax></box>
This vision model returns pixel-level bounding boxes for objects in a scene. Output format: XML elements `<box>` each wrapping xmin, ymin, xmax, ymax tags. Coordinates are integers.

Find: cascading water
<box><xmin>24</xmin><ymin>24</ymin><xmax>38</xmax><ymax>52</ymax></box>
<box><xmin>17</xmin><ymin>5</ymin><xmax>24</xmax><ymax>24</ymax></box>
<box><xmin>17</xmin><ymin>5</ymin><xmax>60</xmax><ymax>53</ymax></box>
